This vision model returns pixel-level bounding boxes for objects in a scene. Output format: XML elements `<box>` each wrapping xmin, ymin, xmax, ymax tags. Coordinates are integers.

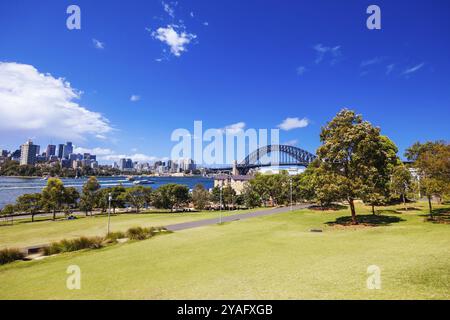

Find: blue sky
<box><xmin>0</xmin><ymin>0</ymin><xmax>449</xmax><ymax>164</ymax></box>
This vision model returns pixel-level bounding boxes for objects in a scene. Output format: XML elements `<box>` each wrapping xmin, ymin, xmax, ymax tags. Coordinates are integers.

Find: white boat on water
<box><xmin>133</xmin><ymin>179</ymin><xmax>155</xmax><ymax>185</ymax></box>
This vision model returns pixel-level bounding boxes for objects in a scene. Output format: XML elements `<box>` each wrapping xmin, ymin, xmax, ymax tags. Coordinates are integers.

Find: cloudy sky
<box><xmin>0</xmin><ymin>0</ymin><xmax>449</xmax><ymax>164</ymax></box>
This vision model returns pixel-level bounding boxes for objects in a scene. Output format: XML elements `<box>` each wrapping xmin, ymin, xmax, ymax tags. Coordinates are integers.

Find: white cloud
<box><xmin>0</xmin><ymin>62</ymin><xmax>112</xmax><ymax>141</ymax></box>
<box><xmin>313</xmin><ymin>44</ymin><xmax>341</xmax><ymax>64</ymax></box>
<box><xmin>151</xmin><ymin>24</ymin><xmax>197</xmax><ymax>57</ymax></box>
<box><xmin>130</xmin><ymin>95</ymin><xmax>141</xmax><ymax>102</ymax></box>
<box><xmin>92</xmin><ymin>39</ymin><xmax>105</xmax><ymax>49</ymax></box>
<box><xmin>402</xmin><ymin>63</ymin><xmax>425</xmax><ymax>76</ymax></box>
<box><xmin>278</xmin><ymin>117</ymin><xmax>309</xmax><ymax>131</ymax></box>
<box><xmin>360</xmin><ymin>57</ymin><xmax>384</xmax><ymax>67</ymax></box>
<box><xmin>162</xmin><ymin>1</ymin><xmax>175</xmax><ymax>18</ymax></box>
<box><xmin>222</xmin><ymin>122</ymin><xmax>246</xmax><ymax>135</ymax></box>
<box><xmin>74</xmin><ymin>147</ymin><xmax>115</xmax><ymax>156</ymax></box>
<box><xmin>386</xmin><ymin>64</ymin><xmax>395</xmax><ymax>75</ymax></box>
<box><xmin>203</xmin><ymin>22</ymin><xmax>209</xmax><ymax>26</ymax></box>
<box><xmin>74</xmin><ymin>146</ymin><xmax>159</xmax><ymax>163</ymax></box>
<box><xmin>102</xmin><ymin>153</ymin><xmax>159</xmax><ymax>163</ymax></box>
<box><xmin>296</xmin><ymin>66</ymin><xmax>307</xmax><ymax>76</ymax></box>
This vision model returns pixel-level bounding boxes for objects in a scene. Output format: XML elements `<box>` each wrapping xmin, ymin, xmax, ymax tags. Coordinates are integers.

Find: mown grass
<box><xmin>0</xmin><ymin>201</ymin><xmax>448</xmax><ymax>299</ymax></box>
<box><xmin>0</xmin><ymin>209</ymin><xmax>260</xmax><ymax>249</ymax></box>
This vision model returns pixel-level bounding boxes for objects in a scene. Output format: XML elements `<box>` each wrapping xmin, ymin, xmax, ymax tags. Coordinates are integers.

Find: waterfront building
<box><xmin>119</xmin><ymin>158</ymin><xmax>134</xmax><ymax>171</ymax></box>
<box><xmin>11</xmin><ymin>149</ymin><xmax>21</xmax><ymax>161</ymax></box>
<box><xmin>213</xmin><ymin>175</ymin><xmax>252</xmax><ymax>195</ymax></box>
<box><xmin>20</xmin><ymin>140</ymin><xmax>39</xmax><ymax>165</ymax></box>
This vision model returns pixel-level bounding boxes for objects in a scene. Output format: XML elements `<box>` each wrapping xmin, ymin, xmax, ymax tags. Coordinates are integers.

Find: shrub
<box><xmin>126</xmin><ymin>227</ymin><xmax>153</xmax><ymax>240</ymax></box>
<box><xmin>105</xmin><ymin>231</ymin><xmax>126</xmax><ymax>242</ymax></box>
<box><xmin>43</xmin><ymin>236</ymin><xmax>104</xmax><ymax>255</ymax></box>
<box><xmin>0</xmin><ymin>248</ymin><xmax>25</xmax><ymax>265</ymax></box>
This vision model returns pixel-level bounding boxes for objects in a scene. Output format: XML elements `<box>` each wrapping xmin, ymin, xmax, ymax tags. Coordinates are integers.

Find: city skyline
<box><xmin>1</xmin><ymin>0</ymin><xmax>449</xmax><ymax>164</ymax></box>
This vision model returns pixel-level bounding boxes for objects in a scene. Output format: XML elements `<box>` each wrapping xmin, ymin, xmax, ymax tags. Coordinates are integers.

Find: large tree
<box><xmin>390</xmin><ymin>164</ymin><xmax>414</xmax><ymax>211</ymax></box>
<box><xmin>409</xmin><ymin>141</ymin><xmax>450</xmax><ymax>216</ymax></box>
<box><xmin>316</xmin><ymin>109</ymin><xmax>399</xmax><ymax>224</ymax></box>
<box><xmin>152</xmin><ymin>184</ymin><xmax>190</xmax><ymax>211</ymax></box>
<box><xmin>80</xmin><ymin>176</ymin><xmax>101</xmax><ymax>216</ymax></box>
<box><xmin>120</xmin><ymin>186</ymin><xmax>152</xmax><ymax>213</ymax></box>
<box><xmin>16</xmin><ymin>193</ymin><xmax>42</xmax><ymax>222</ymax></box>
<box><xmin>192</xmin><ymin>184</ymin><xmax>210</xmax><ymax>210</ymax></box>
<box><xmin>41</xmin><ymin>178</ymin><xmax>66</xmax><ymax>220</ymax></box>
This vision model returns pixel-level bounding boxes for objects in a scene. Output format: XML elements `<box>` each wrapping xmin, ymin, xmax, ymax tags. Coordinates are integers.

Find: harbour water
<box><xmin>0</xmin><ymin>176</ymin><xmax>214</xmax><ymax>209</ymax></box>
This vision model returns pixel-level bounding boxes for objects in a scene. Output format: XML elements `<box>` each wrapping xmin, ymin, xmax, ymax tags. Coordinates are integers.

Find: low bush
<box><xmin>43</xmin><ymin>237</ymin><xmax>104</xmax><ymax>255</ymax></box>
<box><xmin>0</xmin><ymin>248</ymin><xmax>25</xmax><ymax>265</ymax></box>
<box><xmin>126</xmin><ymin>227</ymin><xmax>154</xmax><ymax>240</ymax></box>
<box><xmin>105</xmin><ymin>231</ymin><xmax>126</xmax><ymax>242</ymax></box>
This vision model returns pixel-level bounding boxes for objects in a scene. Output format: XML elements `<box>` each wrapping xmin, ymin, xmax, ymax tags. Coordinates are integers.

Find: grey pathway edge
<box><xmin>165</xmin><ymin>204</ymin><xmax>310</xmax><ymax>231</ymax></box>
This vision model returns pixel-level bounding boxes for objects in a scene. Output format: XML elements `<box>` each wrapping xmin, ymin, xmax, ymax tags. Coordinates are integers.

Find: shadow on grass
<box><xmin>421</xmin><ymin>208</ymin><xmax>450</xmax><ymax>224</ymax></box>
<box><xmin>326</xmin><ymin>214</ymin><xmax>405</xmax><ymax>227</ymax></box>
<box><xmin>309</xmin><ymin>204</ymin><xmax>348</xmax><ymax>211</ymax></box>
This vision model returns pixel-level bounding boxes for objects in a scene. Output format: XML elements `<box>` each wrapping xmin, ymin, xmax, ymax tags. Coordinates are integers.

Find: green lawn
<box><xmin>0</xmin><ymin>209</ymin><xmax>258</xmax><ymax>249</ymax></box>
<box><xmin>0</xmin><ymin>202</ymin><xmax>449</xmax><ymax>299</ymax></box>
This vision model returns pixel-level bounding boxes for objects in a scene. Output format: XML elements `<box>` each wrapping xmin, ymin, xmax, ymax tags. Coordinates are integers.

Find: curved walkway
<box><xmin>166</xmin><ymin>204</ymin><xmax>310</xmax><ymax>231</ymax></box>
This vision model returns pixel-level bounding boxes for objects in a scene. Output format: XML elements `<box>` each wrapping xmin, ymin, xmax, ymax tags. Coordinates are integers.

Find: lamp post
<box><xmin>290</xmin><ymin>177</ymin><xmax>293</xmax><ymax>211</ymax></box>
<box><xmin>219</xmin><ymin>183</ymin><xmax>223</xmax><ymax>224</ymax></box>
<box><xmin>107</xmin><ymin>192</ymin><xmax>112</xmax><ymax>235</ymax></box>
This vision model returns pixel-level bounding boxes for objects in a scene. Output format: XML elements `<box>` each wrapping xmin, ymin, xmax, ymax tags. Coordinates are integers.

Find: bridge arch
<box><xmin>237</xmin><ymin>144</ymin><xmax>316</xmax><ymax>174</ymax></box>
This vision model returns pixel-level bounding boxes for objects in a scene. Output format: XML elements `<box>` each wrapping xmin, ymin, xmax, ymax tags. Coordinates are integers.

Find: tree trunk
<box><xmin>403</xmin><ymin>194</ymin><xmax>407</xmax><ymax>211</ymax></box>
<box><xmin>349</xmin><ymin>198</ymin><xmax>357</xmax><ymax>224</ymax></box>
<box><xmin>53</xmin><ymin>209</ymin><xmax>56</xmax><ymax>221</ymax></box>
<box><xmin>428</xmin><ymin>196</ymin><xmax>433</xmax><ymax>219</ymax></box>
<box><xmin>32</xmin><ymin>213</ymin><xmax>35</xmax><ymax>222</ymax></box>
<box><xmin>371</xmin><ymin>205</ymin><xmax>375</xmax><ymax>215</ymax></box>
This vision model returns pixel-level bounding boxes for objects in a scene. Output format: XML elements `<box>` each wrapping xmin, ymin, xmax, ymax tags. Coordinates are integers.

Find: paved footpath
<box><xmin>165</xmin><ymin>204</ymin><xmax>310</xmax><ymax>231</ymax></box>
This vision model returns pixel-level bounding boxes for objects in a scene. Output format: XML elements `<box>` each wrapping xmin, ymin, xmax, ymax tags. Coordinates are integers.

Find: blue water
<box><xmin>0</xmin><ymin>176</ymin><xmax>213</xmax><ymax>209</ymax></box>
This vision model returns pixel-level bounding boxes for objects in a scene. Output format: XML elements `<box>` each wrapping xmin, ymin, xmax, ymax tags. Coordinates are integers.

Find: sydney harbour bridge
<box><xmin>211</xmin><ymin>144</ymin><xmax>317</xmax><ymax>175</ymax></box>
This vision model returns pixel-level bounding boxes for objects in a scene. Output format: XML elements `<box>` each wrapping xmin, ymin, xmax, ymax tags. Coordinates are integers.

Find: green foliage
<box><xmin>126</xmin><ymin>227</ymin><xmax>156</xmax><ymax>240</ymax></box>
<box><xmin>43</xmin><ymin>237</ymin><xmax>104</xmax><ymax>255</ymax></box>
<box><xmin>80</xmin><ymin>177</ymin><xmax>101</xmax><ymax>215</ymax></box>
<box><xmin>315</xmin><ymin>109</ymin><xmax>400</xmax><ymax>223</ymax></box>
<box><xmin>120</xmin><ymin>186</ymin><xmax>152</xmax><ymax>213</ymax></box>
<box><xmin>0</xmin><ymin>204</ymin><xmax>16</xmax><ymax>216</ymax></box>
<box><xmin>242</xmin><ymin>183</ymin><xmax>262</xmax><ymax>208</ymax></box>
<box><xmin>0</xmin><ymin>248</ymin><xmax>24</xmax><ymax>265</ymax></box>
<box><xmin>151</xmin><ymin>184</ymin><xmax>190</xmax><ymax>211</ymax></box>
<box><xmin>16</xmin><ymin>193</ymin><xmax>42</xmax><ymax>222</ymax></box>
<box><xmin>192</xmin><ymin>184</ymin><xmax>210</xmax><ymax>210</ymax></box>
<box><xmin>41</xmin><ymin>178</ymin><xmax>66</xmax><ymax>220</ymax></box>
<box><xmin>249</xmin><ymin>172</ymin><xmax>290</xmax><ymax>206</ymax></box>
<box><xmin>105</xmin><ymin>231</ymin><xmax>126</xmax><ymax>241</ymax></box>
<box><xmin>410</xmin><ymin>141</ymin><xmax>450</xmax><ymax>215</ymax></box>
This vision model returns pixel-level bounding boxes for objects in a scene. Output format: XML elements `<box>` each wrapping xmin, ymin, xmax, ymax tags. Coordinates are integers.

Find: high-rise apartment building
<box><xmin>20</xmin><ymin>140</ymin><xmax>39</xmax><ymax>165</ymax></box>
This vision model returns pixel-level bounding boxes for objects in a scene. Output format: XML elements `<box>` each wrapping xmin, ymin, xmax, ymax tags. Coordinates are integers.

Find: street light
<box><xmin>219</xmin><ymin>183</ymin><xmax>223</xmax><ymax>224</ymax></box>
<box><xmin>290</xmin><ymin>177</ymin><xmax>293</xmax><ymax>211</ymax></box>
<box><xmin>107</xmin><ymin>192</ymin><xmax>112</xmax><ymax>235</ymax></box>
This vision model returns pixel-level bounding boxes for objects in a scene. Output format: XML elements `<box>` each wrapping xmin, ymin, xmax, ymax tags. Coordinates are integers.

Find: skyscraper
<box><xmin>20</xmin><ymin>140</ymin><xmax>39</xmax><ymax>165</ymax></box>
<box><xmin>57</xmin><ymin>144</ymin><xmax>64</xmax><ymax>159</ymax></box>
<box><xmin>46</xmin><ymin>145</ymin><xmax>56</xmax><ymax>157</ymax></box>
<box><xmin>63</xmin><ymin>142</ymin><xmax>73</xmax><ymax>159</ymax></box>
